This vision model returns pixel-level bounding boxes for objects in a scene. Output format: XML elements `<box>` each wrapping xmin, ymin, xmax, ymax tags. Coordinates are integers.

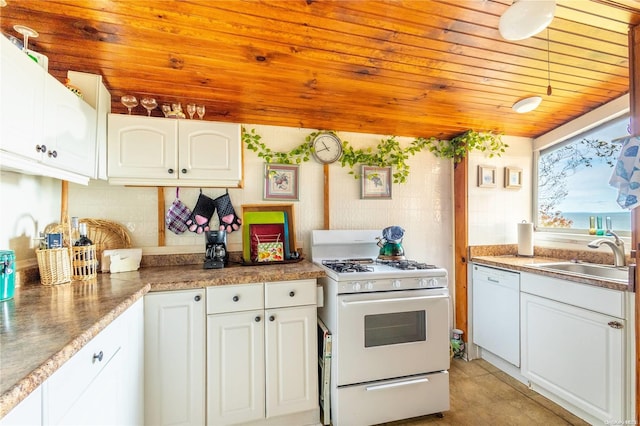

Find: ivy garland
<box><xmin>242</xmin><ymin>127</ymin><xmax>507</xmax><ymax>184</ymax></box>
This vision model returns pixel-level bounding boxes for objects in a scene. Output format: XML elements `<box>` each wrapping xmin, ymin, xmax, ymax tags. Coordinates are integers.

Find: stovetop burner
<box><xmin>322</xmin><ymin>259</ymin><xmax>375</xmax><ymax>273</ymax></box>
<box><xmin>322</xmin><ymin>258</ymin><xmax>438</xmax><ymax>273</ymax></box>
<box><xmin>377</xmin><ymin>259</ymin><xmax>438</xmax><ymax>270</ymax></box>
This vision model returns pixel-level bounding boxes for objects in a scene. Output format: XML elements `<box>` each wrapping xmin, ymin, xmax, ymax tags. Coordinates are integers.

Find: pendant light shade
<box><xmin>512</xmin><ymin>96</ymin><xmax>542</xmax><ymax>113</ymax></box>
<box><xmin>499</xmin><ymin>0</ymin><xmax>556</xmax><ymax>41</ymax></box>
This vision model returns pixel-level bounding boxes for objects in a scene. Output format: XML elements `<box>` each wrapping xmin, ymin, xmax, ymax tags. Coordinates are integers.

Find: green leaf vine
<box><xmin>242</xmin><ymin>127</ymin><xmax>507</xmax><ymax>183</ymax></box>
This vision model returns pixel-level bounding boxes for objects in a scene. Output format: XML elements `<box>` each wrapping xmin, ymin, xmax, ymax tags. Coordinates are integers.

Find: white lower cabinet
<box><xmin>520</xmin><ymin>273</ymin><xmax>630</xmax><ymax>424</ymax></box>
<box><xmin>0</xmin><ymin>386</ymin><xmax>42</xmax><ymax>426</ymax></box>
<box><xmin>43</xmin><ymin>298</ymin><xmax>143</xmax><ymax>425</ymax></box>
<box><xmin>144</xmin><ymin>289</ymin><xmax>206</xmax><ymax>426</ymax></box>
<box><xmin>207</xmin><ymin>280</ymin><xmax>319</xmax><ymax>425</ymax></box>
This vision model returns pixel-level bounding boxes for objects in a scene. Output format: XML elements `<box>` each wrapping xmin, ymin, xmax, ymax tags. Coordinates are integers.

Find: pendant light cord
<box><xmin>547</xmin><ymin>28</ymin><xmax>553</xmax><ymax>96</ymax></box>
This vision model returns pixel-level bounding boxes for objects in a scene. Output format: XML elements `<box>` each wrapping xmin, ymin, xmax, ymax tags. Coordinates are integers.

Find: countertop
<box><xmin>0</xmin><ymin>259</ymin><xmax>325</xmax><ymax>418</ymax></box>
<box><xmin>471</xmin><ymin>255</ymin><xmax>631</xmax><ymax>292</ymax></box>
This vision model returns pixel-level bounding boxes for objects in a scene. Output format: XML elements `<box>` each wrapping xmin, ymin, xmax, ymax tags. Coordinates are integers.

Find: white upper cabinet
<box><xmin>107</xmin><ymin>114</ymin><xmax>243</xmax><ymax>187</ymax></box>
<box><xmin>0</xmin><ymin>35</ymin><xmax>45</xmax><ymax>162</ymax></box>
<box><xmin>0</xmin><ymin>36</ymin><xmax>98</xmax><ymax>185</ymax></box>
<box><xmin>42</xmin><ymin>73</ymin><xmax>97</xmax><ymax>177</ymax></box>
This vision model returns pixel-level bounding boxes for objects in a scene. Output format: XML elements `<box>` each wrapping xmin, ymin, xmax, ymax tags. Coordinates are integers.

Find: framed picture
<box><xmin>264</xmin><ymin>164</ymin><xmax>299</xmax><ymax>200</ymax></box>
<box><xmin>505</xmin><ymin>167</ymin><xmax>523</xmax><ymax>189</ymax></box>
<box><xmin>477</xmin><ymin>165</ymin><xmax>496</xmax><ymax>188</ymax></box>
<box><xmin>361</xmin><ymin>166</ymin><xmax>392</xmax><ymax>199</ymax></box>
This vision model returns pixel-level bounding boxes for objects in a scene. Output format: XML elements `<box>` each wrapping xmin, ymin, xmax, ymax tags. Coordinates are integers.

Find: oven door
<box><xmin>336</xmin><ymin>289</ymin><xmax>449</xmax><ymax>386</ymax></box>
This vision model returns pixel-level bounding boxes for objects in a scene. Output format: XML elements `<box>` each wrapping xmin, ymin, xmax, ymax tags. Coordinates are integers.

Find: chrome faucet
<box><xmin>588</xmin><ymin>230</ymin><xmax>626</xmax><ymax>267</ymax></box>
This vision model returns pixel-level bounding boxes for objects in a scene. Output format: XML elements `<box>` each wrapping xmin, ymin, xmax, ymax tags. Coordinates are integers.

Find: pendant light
<box><xmin>499</xmin><ymin>0</ymin><xmax>556</xmax><ymax>41</ymax></box>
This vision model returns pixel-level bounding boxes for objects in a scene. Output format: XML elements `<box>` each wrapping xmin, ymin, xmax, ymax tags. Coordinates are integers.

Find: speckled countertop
<box><xmin>469</xmin><ymin>245</ymin><xmax>632</xmax><ymax>292</ymax></box>
<box><xmin>0</xmin><ymin>259</ymin><xmax>325</xmax><ymax>418</ymax></box>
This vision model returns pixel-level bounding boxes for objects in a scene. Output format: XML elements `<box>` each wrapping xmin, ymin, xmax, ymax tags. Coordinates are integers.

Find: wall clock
<box><xmin>311</xmin><ymin>132</ymin><xmax>343</xmax><ymax>164</ymax></box>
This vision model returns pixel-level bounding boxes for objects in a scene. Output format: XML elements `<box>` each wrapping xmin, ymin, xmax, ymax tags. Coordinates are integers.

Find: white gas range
<box><xmin>312</xmin><ymin>230</ymin><xmax>451</xmax><ymax>426</ymax></box>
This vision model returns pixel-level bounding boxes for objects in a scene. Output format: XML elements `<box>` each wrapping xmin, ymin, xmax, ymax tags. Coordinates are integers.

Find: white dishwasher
<box><xmin>472</xmin><ymin>264</ymin><xmax>520</xmax><ymax>367</ymax></box>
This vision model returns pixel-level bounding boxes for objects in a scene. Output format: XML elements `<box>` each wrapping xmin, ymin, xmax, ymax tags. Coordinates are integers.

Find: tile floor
<box><xmin>381</xmin><ymin>358</ymin><xmax>591</xmax><ymax>426</ymax></box>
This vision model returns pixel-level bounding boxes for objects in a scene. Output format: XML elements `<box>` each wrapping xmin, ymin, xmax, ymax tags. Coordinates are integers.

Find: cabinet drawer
<box><xmin>265</xmin><ymin>279</ymin><xmax>317</xmax><ymax>308</ymax></box>
<box><xmin>46</xmin><ymin>314</ymin><xmax>124</xmax><ymax>424</ymax></box>
<box><xmin>207</xmin><ymin>283</ymin><xmax>264</xmax><ymax>314</ymax></box>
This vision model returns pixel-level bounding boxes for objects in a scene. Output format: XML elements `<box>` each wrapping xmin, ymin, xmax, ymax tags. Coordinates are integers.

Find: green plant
<box><xmin>242</xmin><ymin>127</ymin><xmax>506</xmax><ymax>183</ymax></box>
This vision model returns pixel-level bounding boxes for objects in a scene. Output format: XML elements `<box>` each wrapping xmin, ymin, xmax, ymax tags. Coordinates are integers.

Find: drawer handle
<box><xmin>36</xmin><ymin>144</ymin><xmax>47</xmax><ymax>153</ymax></box>
<box><xmin>47</xmin><ymin>150</ymin><xmax>58</xmax><ymax>158</ymax></box>
<box><xmin>289</xmin><ymin>291</ymin><xmax>295</xmax><ymax>297</ymax></box>
<box><xmin>233</xmin><ymin>295</ymin><xmax>239</xmax><ymax>302</ymax></box>
<box><xmin>93</xmin><ymin>351</ymin><xmax>104</xmax><ymax>363</ymax></box>
<box><xmin>181</xmin><ymin>168</ymin><xmax>187</xmax><ymax>174</ymax></box>
<box><xmin>269</xmin><ymin>315</ymin><xmax>275</xmax><ymax>322</ymax></box>
<box><xmin>168</xmin><ymin>168</ymin><xmax>174</xmax><ymax>174</ymax></box>
<box><xmin>608</xmin><ymin>321</ymin><xmax>624</xmax><ymax>329</ymax></box>
<box><xmin>194</xmin><ymin>295</ymin><xmax>201</xmax><ymax>302</ymax></box>
<box><xmin>255</xmin><ymin>316</ymin><xmax>261</xmax><ymax>322</ymax></box>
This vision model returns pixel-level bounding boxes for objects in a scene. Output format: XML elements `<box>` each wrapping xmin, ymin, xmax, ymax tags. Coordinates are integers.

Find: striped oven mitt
<box><xmin>165</xmin><ymin>188</ymin><xmax>192</xmax><ymax>234</ymax></box>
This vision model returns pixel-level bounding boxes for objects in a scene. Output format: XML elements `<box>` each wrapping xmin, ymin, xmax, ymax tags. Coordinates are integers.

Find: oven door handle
<box><xmin>341</xmin><ymin>294</ymin><xmax>447</xmax><ymax>305</ymax></box>
<box><xmin>365</xmin><ymin>377</ymin><xmax>429</xmax><ymax>391</ymax></box>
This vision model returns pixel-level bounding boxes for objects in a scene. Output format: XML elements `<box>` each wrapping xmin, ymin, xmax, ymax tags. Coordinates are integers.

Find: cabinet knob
<box><xmin>168</xmin><ymin>168</ymin><xmax>174</xmax><ymax>174</ymax></box>
<box><xmin>35</xmin><ymin>144</ymin><xmax>47</xmax><ymax>153</ymax></box>
<box><xmin>93</xmin><ymin>350</ymin><xmax>104</xmax><ymax>363</ymax></box>
<box><xmin>269</xmin><ymin>315</ymin><xmax>275</xmax><ymax>322</ymax></box>
<box><xmin>181</xmin><ymin>168</ymin><xmax>187</xmax><ymax>174</ymax></box>
<box><xmin>608</xmin><ymin>321</ymin><xmax>624</xmax><ymax>329</ymax></box>
<box><xmin>47</xmin><ymin>150</ymin><xmax>57</xmax><ymax>158</ymax></box>
<box><xmin>232</xmin><ymin>295</ymin><xmax>239</xmax><ymax>302</ymax></box>
<box><xmin>255</xmin><ymin>316</ymin><xmax>261</xmax><ymax>322</ymax></box>
<box><xmin>194</xmin><ymin>295</ymin><xmax>201</xmax><ymax>302</ymax></box>
<box><xmin>289</xmin><ymin>291</ymin><xmax>295</xmax><ymax>297</ymax></box>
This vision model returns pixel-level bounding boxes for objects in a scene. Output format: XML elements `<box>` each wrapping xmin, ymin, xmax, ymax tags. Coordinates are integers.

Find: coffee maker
<box><xmin>204</xmin><ymin>230</ymin><xmax>228</xmax><ymax>269</ymax></box>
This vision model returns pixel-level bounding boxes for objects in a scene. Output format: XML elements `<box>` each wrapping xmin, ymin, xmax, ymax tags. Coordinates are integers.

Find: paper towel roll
<box><xmin>517</xmin><ymin>222</ymin><xmax>534</xmax><ymax>257</ymax></box>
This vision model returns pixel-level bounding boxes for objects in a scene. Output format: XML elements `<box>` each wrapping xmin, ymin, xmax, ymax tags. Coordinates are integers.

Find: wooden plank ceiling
<box><xmin>1</xmin><ymin>0</ymin><xmax>639</xmax><ymax>140</ymax></box>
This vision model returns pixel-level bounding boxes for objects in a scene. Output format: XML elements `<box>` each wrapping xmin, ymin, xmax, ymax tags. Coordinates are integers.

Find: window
<box><xmin>536</xmin><ymin>114</ymin><xmax>631</xmax><ymax>234</ymax></box>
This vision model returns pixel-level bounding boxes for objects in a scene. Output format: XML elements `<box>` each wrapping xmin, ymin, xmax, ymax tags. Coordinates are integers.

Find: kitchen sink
<box><xmin>526</xmin><ymin>261</ymin><xmax>629</xmax><ymax>283</ymax></box>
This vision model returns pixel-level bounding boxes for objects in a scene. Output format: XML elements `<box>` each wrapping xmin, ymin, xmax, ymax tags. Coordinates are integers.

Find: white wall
<box><xmin>468</xmin><ymin>136</ymin><xmax>534</xmax><ymax>246</ymax></box>
<box><xmin>0</xmin><ymin>171</ymin><xmax>61</xmax><ymax>265</ymax></box>
<box><xmin>63</xmin><ymin>124</ymin><xmax>455</xmax><ymax>273</ymax></box>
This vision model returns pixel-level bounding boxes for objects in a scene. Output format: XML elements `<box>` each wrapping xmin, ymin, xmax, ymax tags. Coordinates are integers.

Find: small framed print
<box><xmin>477</xmin><ymin>165</ymin><xmax>496</xmax><ymax>188</ymax></box>
<box><xmin>264</xmin><ymin>164</ymin><xmax>299</xmax><ymax>200</ymax></box>
<box><xmin>361</xmin><ymin>166</ymin><xmax>392</xmax><ymax>199</ymax></box>
<box><xmin>505</xmin><ymin>167</ymin><xmax>523</xmax><ymax>189</ymax></box>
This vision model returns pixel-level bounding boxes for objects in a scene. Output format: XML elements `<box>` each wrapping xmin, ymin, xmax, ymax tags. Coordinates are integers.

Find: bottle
<box><xmin>596</xmin><ymin>216</ymin><xmax>604</xmax><ymax>236</ymax></box>
<box><xmin>74</xmin><ymin>223</ymin><xmax>92</xmax><ymax>247</ymax></box>
<box><xmin>588</xmin><ymin>216</ymin><xmax>596</xmax><ymax>235</ymax></box>
<box><xmin>70</xmin><ymin>217</ymin><xmax>80</xmax><ymax>247</ymax></box>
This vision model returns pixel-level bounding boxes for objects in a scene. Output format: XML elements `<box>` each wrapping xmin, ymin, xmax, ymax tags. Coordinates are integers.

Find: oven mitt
<box><xmin>213</xmin><ymin>192</ymin><xmax>241</xmax><ymax>233</ymax></box>
<box><xmin>186</xmin><ymin>192</ymin><xmax>216</xmax><ymax>234</ymax></box>
<box><xmin>165</xmin><ymin>188</ymin><xmax>192</xmax><ymax>234</ymax></box>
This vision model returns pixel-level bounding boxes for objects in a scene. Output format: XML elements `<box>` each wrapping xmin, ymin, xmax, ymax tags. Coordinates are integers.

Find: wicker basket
<box><xmin>71</xmin><ymin>245</ymin><xmax>98</xmax><ymax>280</ymax></box>
<box><xmin>45</xmin><ymin>218</ymin><xmax>131</xmax><ymax>266</ymax></box>
<box><xmin>36</xmin><ymin>248</ymin><xmax>72</xmax><ymax>286</ymax></box>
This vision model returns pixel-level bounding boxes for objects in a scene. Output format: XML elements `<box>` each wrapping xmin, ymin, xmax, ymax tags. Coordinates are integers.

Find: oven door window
<box><xmin>364</xmin><ymin>311</ymin><xmax>426</xmax><ymax>347</ymax></box>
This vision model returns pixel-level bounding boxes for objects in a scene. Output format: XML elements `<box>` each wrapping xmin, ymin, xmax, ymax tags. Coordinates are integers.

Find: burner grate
<box><xmin>322</xmin><ymin>259</ymin><xmax>375</xmax><ymax>273</ymax></box>
<box><xmin>377</xmin><ymin>259</ymin><xmax>437</xmax><ymax>270</ymax></box>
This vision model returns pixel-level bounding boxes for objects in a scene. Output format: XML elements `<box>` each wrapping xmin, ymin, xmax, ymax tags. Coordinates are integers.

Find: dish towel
<box><xmin>609</xmin><ymin>136</ymin><xmax>640</xmax><ymax>209</ymax></box>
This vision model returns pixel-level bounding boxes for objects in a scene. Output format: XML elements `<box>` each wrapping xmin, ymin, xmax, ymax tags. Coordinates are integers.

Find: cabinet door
<box><xmin>42</xmin><ymin>73</ymin><xmax>97</xmax><ymax>176</ymax></box>
<box><xmin>145</xmin><ymin>290</ymin><xmax>206</xmax><ymax>426</ymax></box>
<box><xmin>207</xmin><ymin>310</ymin><xmax>265</xmax><ymax>425</ymax></box>
<box><xmin>0</xmin><ymin>36</ymin><xmax>44</xmax><ymax>161</ymax></box>
<box><xmin>265</xmin><ymin>305</ymin><xmax>318</xmax><ymax>418</ymax></box>
<box><xmin>0</xmin><ymin>386</ymin><xmax>42</xmax><ymax>426</ymax></box>
<box><xmin>108</xmin><ymin>114</ymin><xmax>178</xmax><ymax>179</ymax></box>
<box><xmin>178</xmin><ymin>121</ymin><xmax>241</xmax><ymax>181</ymax></box>
<box><xmin>521</xmin><ymin>292</ymin><xmax>625</xmax><ymax>422</ymax></box>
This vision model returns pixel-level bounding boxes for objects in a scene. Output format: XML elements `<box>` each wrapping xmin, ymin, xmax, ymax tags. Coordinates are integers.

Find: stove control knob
<box><xmin>365</xmin><ymin>281</ymin><xmax>374</xmax><ymax>290</ymax></box>
<box><xmin>392</xmin><ymin>280</ymin><xmax>401</xmax><ymax>289</ymax></box>
<box><xmin>418</xmin><ymin>278</ymin><xmax>428</xmax><ymax>287</ymax></box>
<box><xmin>428</xmin><ymin>278</ymin><xmax>439</xmax><ymax>288</ymax></box>
<box><xmin>352</xmin><ymin>282</ymin><xmax>362</xmax><ymax>291</ymax></box>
